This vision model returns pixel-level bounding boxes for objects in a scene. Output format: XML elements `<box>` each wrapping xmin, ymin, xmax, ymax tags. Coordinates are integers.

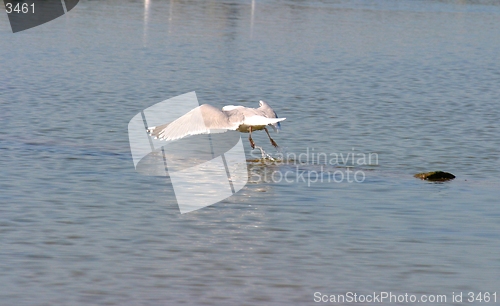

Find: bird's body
<box><xmin>147</xmin><ymin>100</ymin><xmax>285</xmax><ymax>149</ymax></box>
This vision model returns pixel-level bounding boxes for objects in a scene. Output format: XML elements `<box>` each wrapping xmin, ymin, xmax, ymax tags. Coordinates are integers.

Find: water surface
<box><xmin>1</xmin><ymin>0</ymin><xmax>500</xmax><ymax>305</ymax></box>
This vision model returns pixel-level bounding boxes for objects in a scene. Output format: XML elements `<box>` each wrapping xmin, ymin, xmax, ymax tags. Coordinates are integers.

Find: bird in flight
<box><xmin>147</xmin><ymin>100</ymin><xmax>285</xmax><ymax>149</ymax></box>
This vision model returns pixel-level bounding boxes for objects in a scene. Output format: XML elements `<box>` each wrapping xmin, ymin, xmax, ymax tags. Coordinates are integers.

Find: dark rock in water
<box><xmin>414</xmin><ymin>171</ymin><xmax>455</xmax><ymax>182</ymax></box>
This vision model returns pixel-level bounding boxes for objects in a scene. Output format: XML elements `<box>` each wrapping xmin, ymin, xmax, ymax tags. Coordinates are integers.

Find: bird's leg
<box><xmin>264</xmin><ymin>127</ymin><xmax>279</xmax><ymax>148</ymax></box>
<box><xmin>249</xmin><ymin>126</ymin><xmax>255</xmax><ymax>149</ymax></box>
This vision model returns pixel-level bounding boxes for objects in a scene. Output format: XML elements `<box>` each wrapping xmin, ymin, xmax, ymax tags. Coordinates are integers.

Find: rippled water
<box><xmin>1</xmin><ymin>0</ymin><xmax>500</xmax><ymax>305</ymax></box>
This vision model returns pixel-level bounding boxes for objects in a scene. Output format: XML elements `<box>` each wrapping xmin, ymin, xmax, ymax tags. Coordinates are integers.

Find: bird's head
<box><xmin>259</xmin><ymin>100</ymin><xmax>270</xmax><ymax>108</ymax></box>
<box><xmin>260</xmin><ymin>100</ymin><xmax>282</xmax><ymax>132</ymax></box>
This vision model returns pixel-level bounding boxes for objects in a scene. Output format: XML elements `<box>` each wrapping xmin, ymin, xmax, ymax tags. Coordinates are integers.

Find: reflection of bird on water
<box><xmin>147</xmin><ymin>100</ymin><xmax>286</xmax><ymax>150</ymax></box>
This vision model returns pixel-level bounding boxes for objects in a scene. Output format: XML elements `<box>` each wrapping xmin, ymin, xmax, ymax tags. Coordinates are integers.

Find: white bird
<box><xmin>147</xmin><ymin>100</ymin><xmax>286</xmax><ymax>149</ymax></box>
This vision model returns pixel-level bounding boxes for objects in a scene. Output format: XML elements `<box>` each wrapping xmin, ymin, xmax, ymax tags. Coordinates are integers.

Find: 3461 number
<box><xmin>5</xmin><ymin>3</ymin><xmax>35</xmax><ymax>14</ymax></box>
<box><xmin>468</xmin><ymin>292</ymin><xmax>497</xmax><ymax>303</ymax></box>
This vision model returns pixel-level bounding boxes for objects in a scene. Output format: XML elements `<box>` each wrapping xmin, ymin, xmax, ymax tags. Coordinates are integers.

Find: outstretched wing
<box><xmin>147</xmin><ymin>104</ymin><xmax>241</xmax><ymax>141</ymax></box>
<box><xmin>222</xmin><ymin>105</ymin><xmax>245</xmax><ymax>111</ymax></box>
<box><xmin>242</xmin><ymin>116</ymin><xmax>286</xmax><ymax>126</ymax></box>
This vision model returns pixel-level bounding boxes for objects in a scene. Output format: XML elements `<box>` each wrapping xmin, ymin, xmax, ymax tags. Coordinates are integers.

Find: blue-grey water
<box><xmin>1</xmin><ymin>0</ymin><xmax>500</xmax><ymax>305</ymax></box>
